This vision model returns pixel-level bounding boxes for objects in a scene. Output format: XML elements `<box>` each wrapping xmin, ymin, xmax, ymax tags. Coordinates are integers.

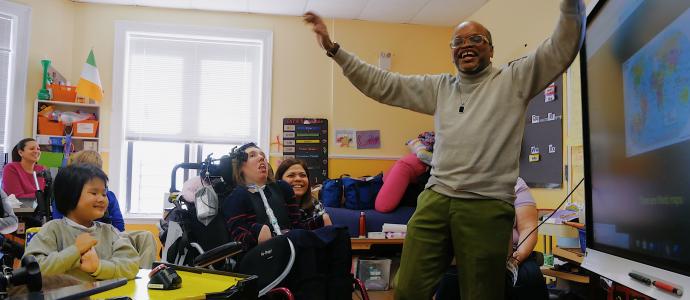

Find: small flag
<box><xmin>76</xmin><ymin>49</ymin><xmax>103</xmax><ymax>102</ymax></box>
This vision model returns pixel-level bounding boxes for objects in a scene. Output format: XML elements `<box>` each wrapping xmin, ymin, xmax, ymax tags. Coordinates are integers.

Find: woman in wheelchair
<box><xmin>222</xmin><ymin>143</ymin><xmax>353</xmax><ymax>300</ymax></box>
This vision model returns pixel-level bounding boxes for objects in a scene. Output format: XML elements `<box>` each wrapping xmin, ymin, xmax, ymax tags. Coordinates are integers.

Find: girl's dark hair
<box><xmin>54</xmin><ymin>164</ymin><xmax>108</xmax><ymax>215</ymax></box>
<box><xmin>275</xmin><ymin>158</ymin><xmax>311</xmax><ymax>205</ymax></box>
<box><xmin>11</xmin><ymin>138</ymin><xmax>37</xmax><ymax>162</ymax></box>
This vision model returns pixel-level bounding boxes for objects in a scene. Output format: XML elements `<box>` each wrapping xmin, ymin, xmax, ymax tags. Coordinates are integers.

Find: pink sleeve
<box><xmin>2</xmin><ymin>164</ymin><xmax>32</xmax><ymax>198</ymax></box>
<box><xmin>375</xmin><ymin>153</ymin><xmax>428</xmax><ymax>213</ymax></box>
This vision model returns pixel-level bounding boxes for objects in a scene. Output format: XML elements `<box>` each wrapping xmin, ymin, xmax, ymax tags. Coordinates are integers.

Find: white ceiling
<box><xmin>72</xmin><ymin>0</ymin><xmax>488</xmax><ymax>27</ymax></box>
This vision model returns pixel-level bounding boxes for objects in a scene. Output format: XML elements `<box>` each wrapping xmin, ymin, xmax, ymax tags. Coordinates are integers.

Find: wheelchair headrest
<box><xmin>230</xmin><ymin>142</ymin><xmax>257</xmax><ymax>164</ymax></box>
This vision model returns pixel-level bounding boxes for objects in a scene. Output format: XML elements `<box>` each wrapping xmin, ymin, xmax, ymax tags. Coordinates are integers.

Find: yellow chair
<box><xmin>25</xmin><ymin>227</ymin><xmax>41</xmax><ymax>248</ymax></box>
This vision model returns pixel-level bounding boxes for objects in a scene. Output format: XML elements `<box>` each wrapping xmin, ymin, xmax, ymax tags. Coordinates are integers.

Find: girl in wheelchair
<box><xmin>23</xmin><ymin>164</ymin><xmax>139</xmax><ymax>282</ymax></box>
<box><xmin>222</xmin><ymin>143</ymin><xmax>353</xmax><ymax>300</ymax></box>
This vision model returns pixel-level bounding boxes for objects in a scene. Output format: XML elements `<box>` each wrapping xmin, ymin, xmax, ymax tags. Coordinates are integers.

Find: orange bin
<box><xmin>73</xmin><ymin>119</ymin><xmax>99</xmax><ymax>137</ymax></box>
<box><xmin>48</xmin><ymin>84</ymin><xmax>77</xmax><ymax>102</ymax></box>
<box><xmin>37</xmin><ymin>115</ymin><xmax>65</xmax><ymax>135</ymax></box>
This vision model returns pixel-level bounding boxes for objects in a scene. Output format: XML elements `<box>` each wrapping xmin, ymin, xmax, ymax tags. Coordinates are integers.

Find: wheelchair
<box><xmin>159</xmin><ymin>156</ymin><xmax>369</xmax><ymax>299</ymax></box>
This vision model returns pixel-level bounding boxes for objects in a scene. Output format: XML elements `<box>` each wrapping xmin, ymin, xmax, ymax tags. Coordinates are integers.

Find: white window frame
<box><xmin>111</xmin><ymin>21</ymin><xmax>272</xmax><ymax>219</ymax></box>
<box><xmin>0</xmin><ymin>0</ymin><xmax>30</xmax><ymax>155</ymax></box>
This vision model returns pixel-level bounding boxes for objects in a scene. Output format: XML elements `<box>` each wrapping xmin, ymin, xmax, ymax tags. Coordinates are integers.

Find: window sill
<box><xmin>124</xmin><ymin>214</ymin><xmax>162</xmax><ymax>224</ymax></box>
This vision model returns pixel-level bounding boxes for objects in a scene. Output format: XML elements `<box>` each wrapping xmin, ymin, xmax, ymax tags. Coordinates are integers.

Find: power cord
<box><xmin>514</xmin><ymin>177</ymin><xmax>585</xmax><ymax>253</ymax></box>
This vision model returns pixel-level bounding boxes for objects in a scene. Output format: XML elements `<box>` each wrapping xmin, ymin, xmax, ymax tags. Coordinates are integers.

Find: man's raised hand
<box><xmin>303</xmin><ymin>12</ymin><xmax>335</xmax><ymax>51</ymax></box>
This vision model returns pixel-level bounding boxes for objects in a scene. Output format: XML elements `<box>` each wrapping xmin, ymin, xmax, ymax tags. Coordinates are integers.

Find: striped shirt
<box><xmin>221</xmin><ymin>180</ymin><xmax>303</xmax><ymax>250</ymax></box>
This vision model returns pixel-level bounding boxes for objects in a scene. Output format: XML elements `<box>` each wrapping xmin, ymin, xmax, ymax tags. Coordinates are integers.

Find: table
<box><xmin>92</xmin><ymin>265</ymin><xmax>255</xmax><ymax>299</ymax></box>
<box><xmin>350</xmin><ymin>238</ymin><xmax>404</xmax><ymax>250</ymax></box>
<box><xmin>541</xmin><ymin>247</ymin><xmax>589</xmax><ymax>284</ymax></box>
<box><xmin>537</xmin><ymin>222</ymin><xmax>579</xmax><ymax>255</ymax></box>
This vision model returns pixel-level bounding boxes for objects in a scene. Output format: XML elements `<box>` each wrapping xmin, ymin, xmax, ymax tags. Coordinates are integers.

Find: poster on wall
<box><xmin>519</xmin><ymin>76</ymin><xmax>563</xmax><ymax>188</ymax></box>
<box><xmin>283</xmin><ymin>118</ymin><xmax>328</xmax><ymax>184</ymax></box>
<box><xmin>335</xmin><ymin>129</ymin><xmax>356</xmax><ymax>148</ymax></box>
<box><xmin>356</xmin><ymin>130</ymin><xmax>381</xmax><ymax>149</ymax></box>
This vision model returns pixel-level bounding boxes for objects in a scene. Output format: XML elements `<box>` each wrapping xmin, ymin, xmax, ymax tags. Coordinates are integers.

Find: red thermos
<box><xmin>359</xmin><ymin>211</ymin><xmax>366</xmax><ymax>238</ymax></box>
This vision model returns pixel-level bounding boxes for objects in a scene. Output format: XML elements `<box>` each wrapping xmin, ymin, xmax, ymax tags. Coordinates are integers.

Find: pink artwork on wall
<box><xmin>356</xmin><ymin>130</ymin><xmax>381</xmax><ymax>149</ymax></box>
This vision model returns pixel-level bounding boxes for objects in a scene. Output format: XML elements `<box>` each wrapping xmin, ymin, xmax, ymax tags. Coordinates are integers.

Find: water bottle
<box><xmin>359</xmin><ymin>211</ymin><xmax>366</xmax><ymax>238</ymax></box>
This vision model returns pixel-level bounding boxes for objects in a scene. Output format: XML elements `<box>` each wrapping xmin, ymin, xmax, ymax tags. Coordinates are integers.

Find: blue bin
<box><xmin>578</xmin><ymin>228</ymin><xmax>586</xmax><ymax>253</ymax></box>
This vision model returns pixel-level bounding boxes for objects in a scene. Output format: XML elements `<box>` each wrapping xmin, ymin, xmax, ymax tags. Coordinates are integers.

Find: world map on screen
<box><xmin>623</xmin><ymin>18</ymin><xmax>690</xmax><ymax>157</ymax></box>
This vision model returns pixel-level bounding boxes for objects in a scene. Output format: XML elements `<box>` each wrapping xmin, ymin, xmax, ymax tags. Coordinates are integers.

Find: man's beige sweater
<box><xmin>333</xmin><ymin>0</ymin><xmax>585</xmax><ymax>204</ymax></box>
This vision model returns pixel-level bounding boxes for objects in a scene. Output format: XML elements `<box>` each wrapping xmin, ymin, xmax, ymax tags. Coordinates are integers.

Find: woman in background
<box><xmin>275</xmin><ymin>158</ymin><xmax>332</xmax><ymax>229</ymax></box>
<box><xmin>2</xmin><ymin>138</ymin><xmax>46</xmax><ymax>198</ymax></box>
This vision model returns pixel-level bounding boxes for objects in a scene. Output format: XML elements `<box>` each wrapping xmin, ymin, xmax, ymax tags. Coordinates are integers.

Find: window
<box><xmin>0</xmin><ymin>1</ymin><xmax>29</xmax><ymax>170</ymax></box>
<box><xmin>111</xmin><ymin>22</ymin><xmax>272</xmax><ymax>216</ymax></box>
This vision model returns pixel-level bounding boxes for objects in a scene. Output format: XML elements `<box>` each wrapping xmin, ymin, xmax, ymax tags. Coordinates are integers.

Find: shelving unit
<box><xmin>32</xmin><ymin>99</ymin><xmax>100</xmax><ymax>166</ymax></box>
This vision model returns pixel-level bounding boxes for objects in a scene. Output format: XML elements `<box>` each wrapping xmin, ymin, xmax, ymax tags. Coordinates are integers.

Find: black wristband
<box><xmin>326</xmin><ymin>42</ymin><xmax>340</xmax><ymax>57</ymax></box>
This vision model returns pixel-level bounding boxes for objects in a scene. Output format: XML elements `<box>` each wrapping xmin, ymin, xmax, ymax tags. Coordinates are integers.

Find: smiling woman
<box><xmin>1</xmin><ymin>138</ymin><xmax>46</xmax><ymax>198</ymax></box>
<box><xmin>275</xmin><ymin>158</ymin><xmax>332</xmax><ymax>229</ymax></box>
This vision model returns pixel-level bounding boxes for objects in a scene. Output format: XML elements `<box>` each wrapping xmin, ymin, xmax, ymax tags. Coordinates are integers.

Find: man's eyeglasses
<box><xmin>450</xmin><ymin>35</ymin><xmax>490</xmax><ymax>49</ymax></box>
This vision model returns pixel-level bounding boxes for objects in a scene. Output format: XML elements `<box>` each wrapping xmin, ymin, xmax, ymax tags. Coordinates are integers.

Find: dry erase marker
<box><xmin>628</xmin><ymin>272</ymin><xmax>651</xmax><ymax>285</ymax></box>
<box><xmin>653</xmin><ymin>280</ymin><xmax>683</xmax><ymax>296</ymax></box>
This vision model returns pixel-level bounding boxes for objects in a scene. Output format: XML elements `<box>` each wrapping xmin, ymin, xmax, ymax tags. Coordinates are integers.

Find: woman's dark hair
<box><xmin>54</xmin><ymin>164</ymin><xmax>108</xmax><ymax>215</ymax></box>
<box><xmin>275</xmin><ymin>158</ymin><xmax>311</xmax><ymax>206</ymax></box>
<box><xmin>11</xmin><ymin>138</ymin><xmax>37</xmax><ymax>162</ymax></box>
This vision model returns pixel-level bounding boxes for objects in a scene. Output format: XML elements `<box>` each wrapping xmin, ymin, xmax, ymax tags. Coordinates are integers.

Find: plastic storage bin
<box><xmin>37</xmin><ymin>115</ymin><xmax>65</xmax><ymax>135</ymax></box>
<box><xmin>73</xmin><ymin>119</ymin><xmax>99</xmax><ymax>137</ymax></box>
<box><xmin>48</xmin><ymin>84</ymin><xmax>77</xmax><ymax>102</ymax></box>
<box><xmin>357</xmin><ymin>258</ymin><xmax>391</xmax><ymax>290</ymax></box>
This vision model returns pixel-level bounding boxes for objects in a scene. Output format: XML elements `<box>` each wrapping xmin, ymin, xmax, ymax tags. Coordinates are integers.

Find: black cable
<box><xmin>514</xmin><ymin>177</ymin><xmax>585</xmax><ymax>253</ymax></box>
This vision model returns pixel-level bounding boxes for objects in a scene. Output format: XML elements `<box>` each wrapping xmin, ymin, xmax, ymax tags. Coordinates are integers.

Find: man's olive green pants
<box><xmin>394</xmin><ymin>189</ymin><xmax>514</xmax><ymax>300</ymax></box>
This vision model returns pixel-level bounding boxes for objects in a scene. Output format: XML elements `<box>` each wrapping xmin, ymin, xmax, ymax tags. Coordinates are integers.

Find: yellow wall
<box><xmin>18</xmin><ymin>0</ymin><xmax>75</xmax><ymax>134</ymax></box>
<box><xmin>15</xmin><ymin>0</ymin><xmax>450</xmax><ymax>157</ymax></box>
<box><xmin>15</xmin><ymin>0</ymin><xmax>588</xmax><ymax>211</ymax></box>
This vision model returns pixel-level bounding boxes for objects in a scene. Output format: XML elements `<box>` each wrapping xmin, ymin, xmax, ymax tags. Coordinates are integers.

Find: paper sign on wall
<box><xmin>335</xmin><ymin>129</ymin><xmax>356</xmax><ymax>148</ymax></box>
<box><xmin>356</xmin><ymin>130</ymin><xmax>381</xmax><ymax>149</ymax></box>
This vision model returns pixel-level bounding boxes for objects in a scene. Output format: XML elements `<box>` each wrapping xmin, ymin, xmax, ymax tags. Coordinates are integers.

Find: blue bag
<box><xmin>320</xmin><ymin>175</ymin><xmax>348</xmax><ymax>207</ymax></box>
<box><xmin>342</xmin><ymin>173</ymin><xmax>384</xmax><ymax>210</ymax></box>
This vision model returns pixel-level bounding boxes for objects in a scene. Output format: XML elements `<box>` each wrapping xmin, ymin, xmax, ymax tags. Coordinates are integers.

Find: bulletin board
<box><xmin>282</xmin><ymin>118</ymin><xmax>329</xmax><ymax>184</ymax></box>
<box><xmin>519</xmin><ymin>76</ymin><xmax>563</xmax><ymax>188</ymax></box>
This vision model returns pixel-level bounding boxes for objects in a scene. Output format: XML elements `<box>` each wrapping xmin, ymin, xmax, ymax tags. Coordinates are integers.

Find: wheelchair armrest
<box><xmin>193</xmin><ymin>241</ymin><xmax>243</xmax><ymax>268</ymax></box>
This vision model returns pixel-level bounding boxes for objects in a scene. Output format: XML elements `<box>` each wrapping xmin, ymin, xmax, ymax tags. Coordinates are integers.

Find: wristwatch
<box><xmin>326</xmin><ymin>42</ymin><xmax>340</xmax><ymax>57</ymax></box>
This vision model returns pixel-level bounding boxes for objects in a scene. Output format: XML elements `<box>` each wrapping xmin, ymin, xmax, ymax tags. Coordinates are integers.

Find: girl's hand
<box><xmin>80</xmin><ymin>248</ymin><xmax>100</xmax><ymax>273</ymax></box>
<box><xmin>75</xmin><ymin>233</ymin><xmax>98</xmax><ymax>254</ymax></box>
